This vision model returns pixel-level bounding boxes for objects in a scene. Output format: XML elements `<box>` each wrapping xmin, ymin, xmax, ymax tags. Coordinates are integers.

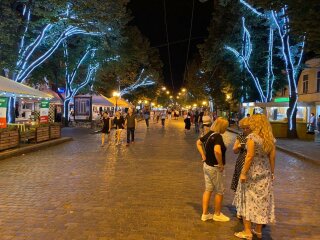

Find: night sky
<box><xmin>128</xmin><ymin>0</ymin><xmax>214</xmax><ymax>91</ymax></box>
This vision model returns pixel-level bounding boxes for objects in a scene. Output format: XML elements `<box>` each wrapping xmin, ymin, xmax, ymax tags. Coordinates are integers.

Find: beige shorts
<box><xmin>203</xmin><ymin>163</ymin><xmax>225</xmax><ymax>194</ymax></box>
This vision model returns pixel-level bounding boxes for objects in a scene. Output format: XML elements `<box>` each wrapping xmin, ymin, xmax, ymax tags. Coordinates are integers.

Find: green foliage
<box><xmin>95</xmin><ymin>26</ymin><xmax>163</xmax><ymax>99</ymax></box>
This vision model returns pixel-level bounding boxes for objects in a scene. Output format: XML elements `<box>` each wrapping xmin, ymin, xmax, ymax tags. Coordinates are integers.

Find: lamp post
<box><xmin>113</xmin><ymin>91</ymin><xmax>120</xmax><ymax>112</ymax></box>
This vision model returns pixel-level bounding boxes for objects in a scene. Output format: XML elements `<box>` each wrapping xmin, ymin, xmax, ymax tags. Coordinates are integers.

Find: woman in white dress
<box><xmin>233</xmin><ymin>114</ymin><xmax>276</xmax><ymax>240</ymax></box>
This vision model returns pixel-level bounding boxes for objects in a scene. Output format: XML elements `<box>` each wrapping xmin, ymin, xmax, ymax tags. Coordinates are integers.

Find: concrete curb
<box><xmin>227</xmin><ymin>128</ymin><xmax>319</xmax><ymax>166</ymax></box>
<box><xmin>0</xmin><ymin>137</ymin><xmax>73</xmax><ymax>160</ymax></box>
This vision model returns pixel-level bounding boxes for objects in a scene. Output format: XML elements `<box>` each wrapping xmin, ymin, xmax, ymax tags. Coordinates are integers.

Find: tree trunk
<box><xmin>283</xmin><ymin>34</ymin><xmax>298</xmax><ymax>138</ymax></box>
<box><xmin>287</xmin><ymin>95</ymin><xmax>298</xmax><ymax>138</ymax></box>
<box><xmin>63</xmin><ymin>99</ymin><xmax>70</xmax><ymax>127</ymax></box>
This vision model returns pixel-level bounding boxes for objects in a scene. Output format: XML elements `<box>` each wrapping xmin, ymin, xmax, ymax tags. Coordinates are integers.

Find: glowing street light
<box><xmin>202</xmin><ymin>101</ymin><xmax>207</xmax><ymax>106</ymax></box>
<box><xmin>162</xmin><ymin>86</ymin><xmax>166</xmax><ymax>91</ymax></box>
<box><xmin>181</xmin><ymin>88</ymin><xmax>186</xmax><ymax>92</ymax></box>
<box><xmin>113</xmin><ymin>91</ymin><xmax>120</xmax><ymax>111</ymax></box>
<box><xmin>166</xmin><ymin>91</ymin><xmax>170</xmax><ymax>94</ymax></box>
<box><xmin>226</xmin><ymin>94</ymin><xmax>231</xmax><ymax>100</ymax></box>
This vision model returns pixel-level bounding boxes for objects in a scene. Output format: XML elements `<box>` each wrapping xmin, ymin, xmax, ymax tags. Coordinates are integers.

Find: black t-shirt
<box><xmin>199</xmin><ymin>112</ymin><xmax>204</xmax><ymax>123</ymax></box>
<box><xmin>199</xmin><ymin>131</ymin><xmax>226</xmax><ymax>167</ymax></box>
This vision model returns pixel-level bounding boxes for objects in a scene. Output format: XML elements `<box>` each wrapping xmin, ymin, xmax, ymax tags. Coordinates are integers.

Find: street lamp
<box><xmin>113</xmin><ymin>91</ymin><xmax>120</xmax><ymax>112</ymax></box>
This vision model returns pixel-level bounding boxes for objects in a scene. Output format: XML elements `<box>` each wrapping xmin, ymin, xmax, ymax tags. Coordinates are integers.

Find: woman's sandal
<box><xmin>252</xmin><ymin>229</ymin><xmax>262</xmax><ymax>239</ymax></box>
<box><xmin>234</xmin><ymin>231</ymin><xmax>253</xmax><ymax>240</ymax></box>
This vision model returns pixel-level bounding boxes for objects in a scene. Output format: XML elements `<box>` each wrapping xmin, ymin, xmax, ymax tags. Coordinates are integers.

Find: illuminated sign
<box><xmin>274</xmin><ymin>97</ymin><xmax>289</xmax><ymax>103</ymax></box>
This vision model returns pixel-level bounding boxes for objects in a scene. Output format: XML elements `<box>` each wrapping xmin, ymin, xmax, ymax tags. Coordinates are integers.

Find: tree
<box><xmin>0</xmin><ymin>0</ymin><xmax>129</xmax><ymax>122</ymax></box>
<box><xmin>246</xmin><ymin>0</ymin><xmax>320</xmax><ymax>54</ymax></box>
<box><xmin>238</xmin><ymin>0</ymin><xmax>305</xmax><ymax>138</ymax></box>
<box><xmin>95</xmin><ymin>26</ymin><xmax>163</xmax><ymax>100</ymax></box>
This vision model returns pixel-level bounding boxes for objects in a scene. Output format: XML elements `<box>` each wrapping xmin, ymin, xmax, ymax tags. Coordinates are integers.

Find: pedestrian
<box><xmin>113</xmin><ymin>111</ymin><xmax>125</xmax><ymax>145</ymax></box>
<box><xmin>156</xmin><ymin>111</ymin><xmax>160</xmax><ymax>123</ymax></box>
<box><xmin>308</xmin><ymin>113</ymin><xmax>316</xmax><ymax>133</ymax></box>
<box><xmin>151</xmin><ymin>110</ymin><xmax>155</xmax><ymax>123</ymax></box>
<box><xmin>196</xmin><ymin>117</ymin><xmax>230</xmax><ymax>222</ymax></box>
<box><xmin>199</xmin><ymin>109</ymin><xmax>204</xmax><ymax>131</ymax></box>
<box><xmin>100</xmin><ymin>112</ymin><xmax>112</xmax><ymax>147</ymax></box>
<box><xmin>160</xmin><ymin>110</ymin><xmax>166</xmax><ymax>127</ymax></box>
<box><xmin>231</xmin><ymin>117</ymin><xmax>251</xmax><ymax>219</ymax></box>
<box><xmin>184</xmin><ymin>112</ymin><xmax>191</xmax><ymax>134</ymax></box>
<box><xmin>202</xmin><ymin>115</ymin><xmax>212</xmax><ymax>136</ymax></box>
<box><xmin>194</xmin><ymin>110</ymin><xmax>200</xmax><ymax>133</ymax></box>
<box><xmin>233</xmin><ymin>114</ymin><xmax>276</xmax><ymax>240</ymax></box>
<box><xmin>167</xmin><ymin>109</ymin><xmax>172</xmax><ymax>120</ymax></box>
<box><xmin>125</xmin><ymin>107</ymin><xmax>137</xmax><ymax>146</ymax></box>
<box><xmin>144</xmin><ymin>108</ymin><xmax>150</xmax><ymax>128</ymax></box>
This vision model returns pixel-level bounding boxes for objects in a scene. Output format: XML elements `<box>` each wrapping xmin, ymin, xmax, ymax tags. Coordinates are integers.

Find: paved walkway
<box><xmin>0</xmin><ymin>119</ymin><xmax>319</xmax><ymax>239</ymax></box>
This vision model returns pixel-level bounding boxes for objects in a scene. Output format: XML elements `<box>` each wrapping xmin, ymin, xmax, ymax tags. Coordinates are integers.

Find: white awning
<box><xmin>0</xmin><ymin>76</ymin><xmax>52</xmax><ymax>99</ymax></box>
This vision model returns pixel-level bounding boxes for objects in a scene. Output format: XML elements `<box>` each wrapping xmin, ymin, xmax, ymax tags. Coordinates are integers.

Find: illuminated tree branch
<box><xmin>120</xmin><ymin>69</ymin><xmax>156</xmax><ymax>96</ymax></box>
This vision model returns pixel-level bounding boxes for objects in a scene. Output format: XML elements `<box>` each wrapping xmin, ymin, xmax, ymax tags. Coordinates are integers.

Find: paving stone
<box><xmin>0</xmin><ymin>120</ymin><xmax>319</xmax><ymax>239</ymax></box>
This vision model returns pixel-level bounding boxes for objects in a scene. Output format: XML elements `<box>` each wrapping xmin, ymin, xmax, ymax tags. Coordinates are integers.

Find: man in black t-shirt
<box><xmin>196</xmin><ymin>117</ymin><xmax>230</xmax><ymax>223</ymax></box>
<box><xmin>199</xmin><ymin>130</ymin><xmax>226</xmax><ymax>167</ymax></box>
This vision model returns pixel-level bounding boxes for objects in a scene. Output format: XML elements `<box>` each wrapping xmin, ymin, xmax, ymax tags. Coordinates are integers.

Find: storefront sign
<box><xmin>0</xmin><ymin>97</ymin><xmax>8</xmax><ymax>128</ymax></box>
<box><xmin>40</xmin><ymin>100</ymin><xmax>50</xmax><ymax>123</ymax></box>
<box><xmin>242</xmin><ymin>102</ymin><xmax>255</xmax><ymax>107</ymax></box>
<box><xmin>74</xmin><ymin>96</ymin><xmax>92</xmax><ymax>121</ymax></box>
<box><xmin>274</xmin><ymin>97</ymin><xmax>289</xmax><ymax>103</ymax></box>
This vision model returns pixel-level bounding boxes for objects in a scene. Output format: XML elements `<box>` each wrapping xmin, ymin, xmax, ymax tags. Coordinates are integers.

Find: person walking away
<box><xmin>233</xmin><ymin>114</ymin><xmax>276</xmax><ymax>240</ymax></box>
<box><xmin>100</xmin><ymin>112</ymin><xmax>112</xmax><ymax>147</ymax></box>
<box><xmin>113</xmin><ymin>111</ymin><xmax>125</xmax><ymax>145</ymax></box>
<box><xmin>167</xmin><ymin>109</ymin><xmax>171</xmax><ymax>120</ymax></box>
<box><xmin>160</xmin><ymin>110</ymin><xmax>167</xmax><ymax>127</ymax></box>
<box><xmin>156</xmin><ymin>111</ymin><xmax>160</xmax><ymax>123</ymax></box>
<box><xmin>196</xmin><ymin>117</ymin><xmax>230</xmax><ymax>222</ymax></box>
<box><xmin>125</xmin><ymin>108</ymin><xmax>137</xmax><ymax>146</ymax></box>
<box><xmin>144</xmin><ymin>108</ymin><xmax>150</xmax><ymax>128</ymax></box>
<box><xmin>150</xmin><ymin>110</ymin><xmax>155</xmax><ymax>123</ymax></box>
<box><xmin>199</xmin><ymin>110</ymin><xmax>204</xmax><ymax>131</ymax></box>
<box><xmin>184</xmin><ymin>112</ymin><xmax>191</xmax><ymax>134</ymax></box>
<box><xmin>194</xmin><ymin>110</ymin><xmax>200</xmax><ymax>133</ymax></box>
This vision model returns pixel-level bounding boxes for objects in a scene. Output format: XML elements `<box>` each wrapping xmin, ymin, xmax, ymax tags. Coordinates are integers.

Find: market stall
<box><xmin>256</xmin><ymin>99</ymin><xmax>313</xmax><ymax>139</ymax></box>
<box><xmin>0</xmin><ymin>76</ymin><xmax>55</xmax><ymax>149</ymax></box>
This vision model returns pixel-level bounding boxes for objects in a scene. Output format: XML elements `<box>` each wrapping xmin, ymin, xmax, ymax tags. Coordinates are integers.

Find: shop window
<box><xmin>303</xmin><ymin>74</ymin><xmax>308</xmax><ymax>93</ymax></box>
<box><xmin>317</xmin><ymin>71</ymin><xmax>320</xmax><ymax>92</ymax></box>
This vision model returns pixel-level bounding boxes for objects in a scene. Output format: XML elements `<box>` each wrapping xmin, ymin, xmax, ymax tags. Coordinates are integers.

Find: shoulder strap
<box><xmin>204</xmin><ymin>132</ymin><xmax>217</xmax><ymax>150</ymax></box>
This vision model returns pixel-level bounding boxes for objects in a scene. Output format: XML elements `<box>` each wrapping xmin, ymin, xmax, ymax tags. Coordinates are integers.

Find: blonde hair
<box><xmin>239</xmin><ymin>117</ymin><xmax>250</xmax><ymax>128</ymax></box>
<box><xmin>249</xmin><ymin>114</ymin><xmax>275</xmax><ymax>153</ymax></box>
<box><xmin>210</xmin><ymin>117</ymin><xmax>229</xmax><ymax>133</ymax></box>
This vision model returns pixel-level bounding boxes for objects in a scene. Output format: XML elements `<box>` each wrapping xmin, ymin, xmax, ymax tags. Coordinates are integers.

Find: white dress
<box><xmin>233</xmin><ymin>133</ymin><xmax>275</xmax><ymax>224</ymax></box>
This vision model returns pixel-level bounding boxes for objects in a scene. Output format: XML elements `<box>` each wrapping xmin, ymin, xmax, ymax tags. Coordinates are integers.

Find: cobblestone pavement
<box><xmin>0</xmin><ymin>119</ymin><xmax>319</xmax><ymax>240</ymax></box>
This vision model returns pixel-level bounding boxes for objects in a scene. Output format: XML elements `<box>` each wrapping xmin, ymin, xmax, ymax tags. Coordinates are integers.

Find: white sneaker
<box><xmin>201</xmin><ymin>213</ymin><xmax>213</xmax><ymax>221</ymax></box>
<box><xmin>213</xmin><ymin>213</ymin><xmax>230</xmax><ymax>222</ymax></box>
